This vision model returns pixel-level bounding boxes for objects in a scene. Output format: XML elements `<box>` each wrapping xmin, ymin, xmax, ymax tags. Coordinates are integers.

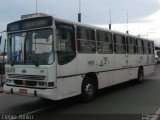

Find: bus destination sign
<box><xmin>7</xmin><ymin>16</ymin><xmax>52</xmax><ymax>32</ymax></box>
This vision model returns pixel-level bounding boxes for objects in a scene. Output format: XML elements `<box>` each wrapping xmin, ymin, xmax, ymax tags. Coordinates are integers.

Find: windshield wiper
<box><xmin>32</xmin><ymin>60</ymin><xmax>39</xmax><ymax>67</ymax></box>
<box><xmin>30</xmin><ymin>55</ymin><xmax>39</xmax><ymax>67</ymax></box>
<box><xmin>24</xmin><ymin>58</ymin><xmax>39</xmax><ymax>67</ymax></box>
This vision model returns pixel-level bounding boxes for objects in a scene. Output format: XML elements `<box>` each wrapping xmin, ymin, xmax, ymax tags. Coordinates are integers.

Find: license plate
<box><xmin>19</xmin><ymin>89</ymin><xmax>27</xmax><ymax>94</ymax></box>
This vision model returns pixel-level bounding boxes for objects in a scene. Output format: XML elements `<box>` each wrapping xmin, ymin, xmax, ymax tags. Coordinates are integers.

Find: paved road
<box><xmin>0</xmin><ymin>65</ymin><xmax>160</xmax><ymax>120</ymax></box>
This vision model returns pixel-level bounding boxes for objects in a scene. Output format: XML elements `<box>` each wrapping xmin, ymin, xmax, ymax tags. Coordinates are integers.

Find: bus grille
<box><xmin>8</xmin><ymin>74</ymin><xmax>46</xmax><ymax>80</ymax></box>
<box><xmin>25</xmin><ymin>81</ymin><xmax>37</xmax><ymax>86</ymax></box>
<box><xmin>14</xmin><ymin>80</ymin><xmax>37</xmax><ymax>86</ymax></box>
<box><xmin>14</xmin><ymin>80</ymin><xmax>23</xmax><ymax>85</ymax></box>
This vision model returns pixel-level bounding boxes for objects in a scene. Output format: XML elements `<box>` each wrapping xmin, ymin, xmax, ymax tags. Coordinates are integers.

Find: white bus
<box><xmin>4</xmin><ymin>13</ymin><xmax>156</xmax><ymax>101</ymax></box>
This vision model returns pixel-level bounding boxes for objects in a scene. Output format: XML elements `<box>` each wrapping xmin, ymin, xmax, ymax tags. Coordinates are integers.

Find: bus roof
<box><xmin>8</xmin><ymin>13</ymin><xmax>154</xmax><ymax>42</ymax></box>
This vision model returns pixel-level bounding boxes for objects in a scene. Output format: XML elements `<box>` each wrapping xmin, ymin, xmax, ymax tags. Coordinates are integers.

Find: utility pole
<box><xmin>78</xmin><ymin>0</ymin><xmax>81</xmax><ymax>22</ymax></box>
<box><xmin>36</xmin><ymin>0</ymin><xmax>38</xmax><ymax>13</ymax></box>
<box><xmin>0</xmin><ymin>36</ymin><xmax>1</xmax><ymax>45</ymax></box>
<box><xmin>109</xmin><ymin>10</ymin><xmax>112</xmax><ymax>29</ymax></box>
<box><xmin>126</xmin><ymin>12</ymin><xmax>129</xmax><ymax>34</ymax></box>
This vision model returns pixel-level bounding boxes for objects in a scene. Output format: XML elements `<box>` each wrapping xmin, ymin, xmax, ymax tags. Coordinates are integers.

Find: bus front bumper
<box><xmin>3</xmin><ymin>84</ymin><xmax>57</xmax><ymax>100</ymax></box>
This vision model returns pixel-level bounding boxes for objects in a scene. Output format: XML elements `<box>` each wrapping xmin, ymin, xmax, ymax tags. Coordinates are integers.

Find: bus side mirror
<box><xmin>0</xmin><ymin>35</ymin><xmax>2</xmax><ymax>45</ymax></box>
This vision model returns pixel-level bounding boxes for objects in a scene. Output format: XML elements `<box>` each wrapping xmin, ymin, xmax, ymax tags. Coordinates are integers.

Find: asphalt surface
<box><xmin>0</xmin><ymin>65</ymin><xmax>160</xmax><ymax>120</ymax></box>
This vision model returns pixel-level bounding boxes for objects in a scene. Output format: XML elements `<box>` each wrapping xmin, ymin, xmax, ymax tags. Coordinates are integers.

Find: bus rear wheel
<box><xmin>81</xmin><ymin>77</ymin><xmax>97</xmax><ymax>102</ymax></box>
<box><xmin>137</xmin><ymin>68</ymin><xmax>144</xmax><ymax>83</ymax></box>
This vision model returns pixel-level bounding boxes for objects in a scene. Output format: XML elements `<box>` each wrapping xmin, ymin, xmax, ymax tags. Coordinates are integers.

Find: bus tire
<box><xmin>81</xmin><ymin>77</ymin><xmax>97</xmax><ymax>102</ymax></box>
<box><xmin>137</xmin><ymin>68</ymin><xmax>144</xmax><ymax>83</ymax></box>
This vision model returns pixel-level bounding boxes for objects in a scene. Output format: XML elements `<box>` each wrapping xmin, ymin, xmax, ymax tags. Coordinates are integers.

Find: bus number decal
<box><xmin>88</xmin><ymin>60</ymin><xmax>95</xmax><ymax>66</ymax></box>
<box><xmin>97</xmin><ymin>57</ymin><xmax>108</xmax><ymax>67</ymax></box>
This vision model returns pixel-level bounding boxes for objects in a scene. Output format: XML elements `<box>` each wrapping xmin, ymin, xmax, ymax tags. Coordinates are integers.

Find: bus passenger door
<box><xmin>56</xmin><ymin>22</ymin><xmax>78</xmax><ymax>98</ymax></box>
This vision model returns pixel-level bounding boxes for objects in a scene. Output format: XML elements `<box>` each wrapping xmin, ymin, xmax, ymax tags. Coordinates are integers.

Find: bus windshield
<box><xmin>7</xmin><ymin>29</ymin><xmax>54</xmax><ymax>66</ymax></box>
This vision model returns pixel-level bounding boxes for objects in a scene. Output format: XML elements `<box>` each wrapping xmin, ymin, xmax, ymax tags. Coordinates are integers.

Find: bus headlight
<box><xmin>38</xmin><ymin>82</ymin><xmax>54</xmax><ymax>87</ymax></box>
<box><xmin>48</xmin><ymin>82</ymin><xmax>54</xmax><ymax>87</ymax></box>
<box><xmin>6</xmin><ymin>79</ymin><xmax>13</xmax><ymax>84</ymax></box>
<box><xmin>39</xmin><ymin>82</ymin><xmax>47</xmax><ymax>87</ymax></box>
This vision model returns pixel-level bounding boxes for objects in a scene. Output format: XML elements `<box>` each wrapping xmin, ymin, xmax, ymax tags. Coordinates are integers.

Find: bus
<box><xmin>4</xmin><ymin>13</ymin><xmax>156</xmax><ymax>101</ymax></box>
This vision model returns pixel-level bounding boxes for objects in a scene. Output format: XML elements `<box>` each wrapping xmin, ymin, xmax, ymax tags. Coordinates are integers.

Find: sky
<box><xmin>0</xmin><ymin>0</ymin><xmax>160</xmax><ymax>51</ymax></box>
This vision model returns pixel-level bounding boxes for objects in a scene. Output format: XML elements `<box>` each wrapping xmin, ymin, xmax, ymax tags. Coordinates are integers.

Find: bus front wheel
<box><xmin>81</xmin><ymin>77</ymin><xmax>97</xmax><ymax>102</ymax></box>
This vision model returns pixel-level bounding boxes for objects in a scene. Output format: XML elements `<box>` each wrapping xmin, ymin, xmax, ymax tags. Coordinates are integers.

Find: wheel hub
<box><xmin>85</xmin><ymin>83</ymin><xmax>94</xmax><ymax>96</ymax></box>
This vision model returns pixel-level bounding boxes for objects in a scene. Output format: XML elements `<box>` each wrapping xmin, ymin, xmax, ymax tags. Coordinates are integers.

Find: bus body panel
<box><xmin>128</xmin><ymin>67</ymin><xmax>138</xmax><ymax>80</ymax></box>
<box><xmin>97</xmin><ymin>71</ymin><xmax>114</xmax><ymax>89</ymax></box>
<box><xmin>57</xmin><ymin>76</ymin><xmax>82</xmax><ymax>100</ymax></box>
<box><xmin>95</xmin><ymin>54</ymin><xmax>114</xmax><ymax>71</ymax></box>
<box><xmin>4</xmin><ymin>63</ymin><xmax>57</xmax><ymax>100</ymax></box>
<box><xmin>128</xmin><ymin>55</ymin><xmax>139</xmax><ymax>80</ymax></box>
<box><xmin>47</xmin><ymin>64</ymin><xmax>57</xmax><ymax>83</ymax></box>
<box><xmin>57</xmin><ymin>57</ymin><xmax>78</xmax><ymax>77</ymax></box>
<box><xmin>114</xmin><ymin>54</ymin><xmax>128</xmax><ymax>69</ymax></box>
<box><xmin>76</xmin><ymin>54</ymin><xmax>97</xmax><ymax>73</ymax></box>
<box><xmin>128</xmin><ymin>55</ymin><xmax>137</xmax><ymax>67</ymax></box>
<box><xmin>113</xmin><ymin>69</ymin><xmax>129</xmax><ymax>85</ymax></box>
<box><xmin>4</xmin><ymin>85</ymin><xmax>57</xmax><ymax>100</ymax></box>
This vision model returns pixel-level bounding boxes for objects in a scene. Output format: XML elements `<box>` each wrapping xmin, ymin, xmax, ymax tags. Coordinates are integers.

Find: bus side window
<box><xmin>127</xmin><ymin>37</ymin><xmax>136</xmax><ymax>54</ymax></box>
<box><xmin>114</xmin><ymin>34</ymin><xmax>126</xmax><ymax>54</ymax></box>
<box><xmin>77</xmin><ymin>26</ymin><xmax>96</xmax><ymax>53</ymax></box>
<box><xmin>143</xmin><ymin>41</ymin><xmax>149</xmax><ymax>54</ymax></box>
<box><xmin>97</xmin><ymin>30</ymin><xmax>113</xmax><ymax>54</ymax></box>
<box><xmin>137</xmin><ymin>39</ymin><xmax>144</xmax><ymax>54</ymax></box>
<box><xmin>56</xmin><ymin>22</ymin><xmax>76</xmax><ymax>65</ymax></box>
<box><xmin>149</xmin><ymin>41</ymin><xmax>154</xmax><ymax>54</ymax></box>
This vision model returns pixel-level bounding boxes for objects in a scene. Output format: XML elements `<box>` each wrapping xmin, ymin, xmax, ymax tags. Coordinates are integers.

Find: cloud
<box><xmin>98</xmin><ymin>10</ymin><xmax>160</xmax><ymax>46</ymax></box>
<box><xmin>0</xmin><ymin>0</ymin><xmax>160</xmax><ymax>48</ymax></box>
<box><xmin>79</xmin><ymin>0</ymin><xmax>160</xmax><ymax>24</ymax></box>
<box><xmin>0</xmin><ymin>0</ymin><xmax>159</xmax><ymax>24</ymax></box>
